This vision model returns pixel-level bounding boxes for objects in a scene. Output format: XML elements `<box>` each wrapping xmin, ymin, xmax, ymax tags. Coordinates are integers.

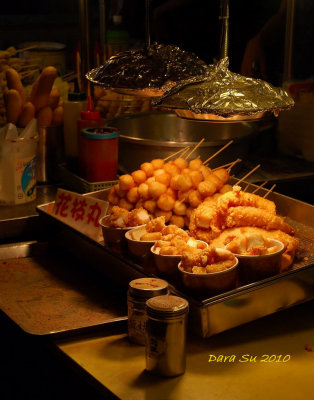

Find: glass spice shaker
<box><xmin>145</xmin><ymin>295</ymin><xmax>189</xmax><ymax>377</ymax></box>
<box><xmin>127</xmin><ymin>278</ymin><xmax>168</xmax><ymax>345</ymax></box>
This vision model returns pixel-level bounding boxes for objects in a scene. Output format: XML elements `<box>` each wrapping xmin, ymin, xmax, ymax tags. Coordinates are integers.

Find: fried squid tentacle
<box><xmin>224</xmin><ymin>206</ymin><xmax>295</xmax><ymax>235</ymax></box>
<box><xmin>217</xmin><ymin>186</ymin><xmax>276</xmax><ymax>215</ymax></box>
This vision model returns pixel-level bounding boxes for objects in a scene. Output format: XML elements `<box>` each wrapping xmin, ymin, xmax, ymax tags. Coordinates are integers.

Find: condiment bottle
<box><xmin>63</xmin><ymin>89</ymin><xmax>87</xmax><ymax>161</ymax></box>
<box><xmin>77</xmin><ymin>95</ymin><xmax>104</xmax><ymax>138</ymax></box>
<box><xmin>78</xmin><ymin>126</ymin><xmax>119</xmax><ymax>182</ymax></box>
<box><xmin>145</xmin><ymin>295</ymin><xmax>189</xmax><ymax>377</ymax></box>
<box><xmin>127</xmin><ymin>278</ymin><xmax>169</xmax><ymax>345</ymax></box>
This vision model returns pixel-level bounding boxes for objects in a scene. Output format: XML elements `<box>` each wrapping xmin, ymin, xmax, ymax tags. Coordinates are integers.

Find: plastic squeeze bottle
<box><xmin>63</xmin><ymin>86</ymin><xmax>87</xmax><ymax>161</ymax></box>
<box><xmin>77</xmin><ymin>96</ymin><xmax>104</xmax><ymax>138</ymax></box>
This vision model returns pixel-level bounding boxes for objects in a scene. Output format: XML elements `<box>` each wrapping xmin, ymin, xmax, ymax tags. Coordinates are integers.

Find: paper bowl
<box><xmin>99</xmin><ymin>215</ymin><xmax>143</xmax><ymax>247</ymax></box>
<box><xmin>235</xmin><ymin>239</ymin><xmax>285</xmax><ymax>284</ymax></box>
<box><xmin>125</xmin><ymin>226</ymin><xmax>158</xmax><ymax>258</ymax></box>
<box><xmin>151</xmin><ymin>241</ymin><xmax>208</xmax><ymax>279</ymax></box>
<box><xmin>178</xmin><ymin>257</ymin><xmax>239</xmax><ymax>297</ymax></box>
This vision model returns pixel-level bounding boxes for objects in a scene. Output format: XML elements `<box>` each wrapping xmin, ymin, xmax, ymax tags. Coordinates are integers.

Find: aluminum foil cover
<box><xmin>154</xmin><ymin>58</ymin><xmax>294</xmax><ymax>117</ymax></box>
<box><xmin>86</xmin><ymin>42</ymin><xmax>208</xmax><ymax>91</ymax></box>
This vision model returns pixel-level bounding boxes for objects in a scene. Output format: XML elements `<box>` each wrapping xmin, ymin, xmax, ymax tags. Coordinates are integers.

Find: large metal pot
<box><xmin>109</xmin><ymin>112</ymin><xmax>267</xmax><ymax>173</ymax></box>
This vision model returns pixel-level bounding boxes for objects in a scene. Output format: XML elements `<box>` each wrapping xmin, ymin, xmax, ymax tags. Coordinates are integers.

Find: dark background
<box><xmin>0</xmin><ymin>0</ymin><xmax>283</xmax><ymax>82</ymax></box>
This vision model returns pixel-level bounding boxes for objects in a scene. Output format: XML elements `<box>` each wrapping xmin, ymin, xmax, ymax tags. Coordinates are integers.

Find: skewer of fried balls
<box><xmin>108</xmin><ymin>142</ymin><xmax>238</xmax><ymax>228</ymax></box>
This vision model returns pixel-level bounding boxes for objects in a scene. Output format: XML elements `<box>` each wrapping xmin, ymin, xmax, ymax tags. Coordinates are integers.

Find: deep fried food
<box><xmin>146</xmin><ymin>216</ymin><xmax>166</xmax><ymax>232</ymax></box>
<box><xmin>132</xmin><ymin>169</ymin><xmax>146</xmax><ymax>184</ymax></box>
<box><xmin>225</xmin><ymin>206</ymin><xmax>294</xmax><ymax>235</ymax></box>
<box><xmin>119</xmin><ymin>174</ymin><xmax>135</xmax><ymax>191</ymax></box>
<box><xmin>217</xmin><ymin>185</ymin><xmax>276</xmax><ymax>214</ymax></box>
<box><xmin>213</xmin><ymin>168</ymin><xmax>230</xmax><ymax>184</ymax></box>
<box><xmin>180</xmin><ymin>245</ymin><xmax>236</xmax><ymax>274</ymax></box>
<box><xmin>157</xmin><ymin>193</ymin><xmax>176</xmax><ymax>211</ymax></box>
<box><xmin>106</xmin><ymin>206</ymin><xmax>150</xmax><ymax>228</ymax></box>
<box><xmin>211</xmin><ymin>227</ymin><xmax>299</xmax><ymax>271</ymax></box>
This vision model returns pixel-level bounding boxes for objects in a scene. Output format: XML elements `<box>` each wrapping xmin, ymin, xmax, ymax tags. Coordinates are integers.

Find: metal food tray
<box><xmin>36</xmin><ymin>184</ymin><xmax>314</xmax><ymax>338</ymax></box>
<box><xmin>0</xmin><ymin>239</ymin><xmax>127</xmax><ymax>337</ymax></box>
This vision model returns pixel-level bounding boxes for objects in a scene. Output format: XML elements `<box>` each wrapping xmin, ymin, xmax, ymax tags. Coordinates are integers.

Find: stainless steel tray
<box><xmin>36</xmin><ymin>184</ymin><xmax>314</xmax><ymax>338</ymax></box>
<box><xmin>0</xmin><ymin>239</ymin><xmax>127</xmax><ymax>337</ymax></box>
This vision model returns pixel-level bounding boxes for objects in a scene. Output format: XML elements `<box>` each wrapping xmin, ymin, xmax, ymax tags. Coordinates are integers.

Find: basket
<box><xmin>58</xmin><ymin>164</ymin><xmax>117</xmax><ymax>194</ymax></box>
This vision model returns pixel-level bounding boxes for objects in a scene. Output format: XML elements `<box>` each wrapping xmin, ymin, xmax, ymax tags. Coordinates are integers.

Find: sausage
<box><xmin>18</xmin><ymin>101</ymin><xmax>35</xmax><ymax>127</ymax></box>
<box><xmin>51</xmin><ymin>105</ymin><xmax>63</xmax><ymax>126</ymax></box>
<box><xmin>31</xmin><ymin>66</ymin><xmax>57</xmax><ymax>111</ymax></box>
<box><xmin>5</xmin><ymin>89</ymin><xmax>22</xmax><ymax>124</ymax></box>
<box><xmin>48</xmin><ymin>85</ymin><xmax>60</xmax><ymax>109</ymax></box>
<box><xmin>36</xmin><ymin>106</ymin><xmax>53</xmax><ymax>127</ymax></box>
<box><xmin>5</xmin><ymin>68</ymin><xmax>25</xmax><ymax>105</ymax></box>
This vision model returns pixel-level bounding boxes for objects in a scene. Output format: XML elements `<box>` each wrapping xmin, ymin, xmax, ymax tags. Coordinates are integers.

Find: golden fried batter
<box><xmin>225</xmin><ymin>206</ymin><xmax>295</xmax><ymax>235</ymax></box>
<box><xmin>217</xmin><ymin>185</ymin><xmax>276</xmax><ymax>214</ymax></box>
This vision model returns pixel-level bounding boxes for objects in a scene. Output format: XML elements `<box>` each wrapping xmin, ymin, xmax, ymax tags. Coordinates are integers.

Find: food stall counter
<box><xmin>56</xmin><ymin>299</ymin><xmax>314</xmax><ymax>400</ymax></box>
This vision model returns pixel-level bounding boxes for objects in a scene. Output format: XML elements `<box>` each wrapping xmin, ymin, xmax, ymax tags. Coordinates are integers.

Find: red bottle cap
<box><xmin>80</xmin><ymin>96</ymin><xmax>101</xmax><ymax>120</ymax></box>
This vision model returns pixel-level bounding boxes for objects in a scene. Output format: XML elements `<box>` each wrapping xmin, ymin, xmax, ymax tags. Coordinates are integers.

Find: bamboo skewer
<box><xmin>243</xmin><ymin>183</ymin><xmax>251</xmax><ymax>192</ymax></box>
<box><xmin>204</xmin><ymin>140</ymin><xmax>234</xmax><ymax>165</ymax></box>
<box><xmin>235</xmin><ymin>164</ymin><xmax>261</xmax><ymax>186</ymax></box>
<box><xmin>252</xmin><ymin>180</ymin><xmax>269</xmax><ymax>194</ymax></box>
<box><xmin>185</xmin><ymin>138</ymin><xmax>205</xmax><ymax>160</ymax></box>
<box><xmin>263</xmin><ymin>183</ymin><xmax>276</xmax><ymax>198</ymax></box>
<box><xmin>213</xmin><ymin>158</ymin><xmax>241</xmax><ymax>171</ymax></box>
<box><xmin>15</xmin><ymin>45</ymin><xmax>38</xmax><ymax>53</ymax></box>
<box><xmin>227</xmin><ymin>158</ymin><xmax>242</xmax><ymax>172</ymax></box>
<box><xmin>163</xmin><ymin>146</ymin><xmax>190</xmax><ymax>162</ymax></box>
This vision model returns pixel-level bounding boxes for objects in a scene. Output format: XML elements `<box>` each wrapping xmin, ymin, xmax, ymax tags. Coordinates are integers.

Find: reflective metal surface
<box><xmin>110</xmin><ymin>112</ymin><xmax>267</xmax><ymax>172</ymax></box>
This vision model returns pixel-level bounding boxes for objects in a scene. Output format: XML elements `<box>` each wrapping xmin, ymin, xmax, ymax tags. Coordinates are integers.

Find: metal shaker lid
<box><xmin>146</xmin><ymin>295</ymin><xmax>189</xmax><ymax>318</ymax></box>
<box><xmin>128</xmin><ymin>278</ymin><xmax>168</xmax><ymax>298</ymax></box>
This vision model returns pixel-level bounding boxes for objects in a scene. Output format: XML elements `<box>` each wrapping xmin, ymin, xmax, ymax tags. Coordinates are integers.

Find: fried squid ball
<box><xmin>144</xmin><ymin>199</ymin><xmax>157</xmax><ymax>214</ymax></box>
<box><xmin>189</xmin><ymin>157</ymin><xmax>203</xmax><ymax>170</ymax></box>
<box><xmin>146</xmin><ymin>176</ymin><xmax>156</xmax><ymax>184</ymax></box>
<box><xmin>177</xmin><ymin>189</ymin><xmax>191</xmax><ymax>202</ymax></box>
<box><xmin>170</xmin><ymin>215</ymin><xmax>185</xmax><ymax>228</ymax></box>
<box><xmin>119</xmin><ymin>197</ymin><xmax>133</xmax><ymax>211</ymax></box>
<box><xmin>108</xmin><ymin>187</ymin><xmax>119</xmax><ymax>205</ymax></box>
<box><xmin>155</xmin><ymin>209</ymin><xmax>172</xmax><ymax>222</ymax></box>
<box><xmin>173</xmin><ymin>200</ymin><xmax>187</xmax><ymax>216</ymax></box>
<box><xmin>164</xmin><ymin>162</ymin><xmax>180</xmax><ymax>176</ymax></box>
<box><xmin>188</xmin><ymin>190</ymin><xmax>203</xmax><ymax>208</ymax></box>
<box><xmin>114</xmin><ymin>183</ymin><xmax>127</xmax><ymax>198</ymax></box>
<box><xmin>220</xmin><ymin>184</ymin><xmax>233</xmax><ymax>194</ymax></box>
<box><xmin>173</xmin><ymin>157</ymin><xmax>188</xmax><ymax>170</ymax></box>
<box><xmin>170</xmin><ymin>174</ymin><xmax>193</xmax><ymax>192</ymax></box>
<box><xmin>189</xmin><ymin>170</ymin><xmax>203</xmax><ymax>188</ymax></box>
<box><xmin>153</xmin><ymin>168</ymin><xmax>165</xmax><ymax>177</ymax></box>
<box><xmin>138</xmin><ymin>183</ymin><xmax>150</xmax><ymax>200</ymax></box>
<box><xmin>126</xmin><ymin>187</ymin><xmax>140</xmax><ymax>203</ymax></box>
<box><xmin>166</xmin><ymin>187</ymin><xmax>177</xmax><ymax>199</ymax></box>
<box><xmin>205</xmin><ymin>173</ymin><xmax>224</xmax><ymax>191</ymax></box>
<box><xmin>151</xmin><ymin>158</ymin><xmax>164</xmax><ymax>170</ymax></box>
<box><xmin>198</xmin><ymin>180</ymin><xmax>217</xmax><ymax>197</ymax></box>
<box><xmin>155</xmin><ymin>172</ymin><xmax>171</xmax><ymax>187</ymax></box>
<box><xmin>157</xmin><ymin>193</ymin><xmax>176</xmax><ymax>211</ymax></box>
<box><xmin>148</xmin><ymin>181</ymin><xmax>167</xmax><ymax>198</ymax></box>
<box><xmin>132</xmin><ymin>169</ymin><xmax>146</xmax><ymax>184</ymax></box>
<box><xmin>199</xmin><ymin>165</ymin><xmax>211</xmax><ymax>179</ymax></box>
<box><xmin>181</xmin><ymin>168</ymin><xmax>191</xmax><ymax>175</ymax></box>
<box><xmin>135</xmin><ymin>199</ymin><xmax>144</xmax><ymax>209</ymax></box>
<box><xmin>141</xmin><ymin>162</ymin><xmax>154</xmax><ymax>177</ymax></box>
<box><xmin>213</xmin><ymin>168</ymin><xmax>230</xmax><ymax>184</ymax></box>
<box><xmin>186</xmin><ymin>206</ymin><xmax>195</xmax><ymax>219</ymax></box>
<box><xmin>119</xmin><ymin>174</ymin><xmax>135</xmax><ymax>191</ymax></box>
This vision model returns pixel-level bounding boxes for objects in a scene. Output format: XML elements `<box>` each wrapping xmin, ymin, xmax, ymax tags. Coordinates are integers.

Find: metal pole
<box><xmin>79</xmin><ymin>0</ymin><xmax>91</xmax><ymax>92</ymax></box>
<box><xmin>145</xmin><ymin>0</ymin><xmax>151</xmax><ymax>53</ymax></box>
<box><xmin>283</xmin><ymin>0</ymin><xmax>295</xmax><ymax>82</ymax></box>
<box><xmin>219</xmin><ymin>0</ymin><xmax>229</xmax><ymax>59</ymax></box>
<box><xmin>99</xmin><ymin>0</ymin><xmax>107</xmax><ymax>62</ymax></box>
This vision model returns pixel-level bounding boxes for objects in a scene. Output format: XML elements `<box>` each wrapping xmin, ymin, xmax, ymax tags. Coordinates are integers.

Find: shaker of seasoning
<box><xmin>145</xmin><ymin>295</ymin><xmax>189</xmax><ymax>377</ymax></box>
<box><xmin>127</xmin><ymin>278</ymin><xmax>168</xmax><ymax>345</ymax></box>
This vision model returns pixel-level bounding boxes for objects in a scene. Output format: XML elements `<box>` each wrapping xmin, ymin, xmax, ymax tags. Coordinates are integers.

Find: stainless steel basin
<box><xmin>109</xmin><ymin>112</ymin><xmax>267</xmax><ymax>173</ymax></box>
